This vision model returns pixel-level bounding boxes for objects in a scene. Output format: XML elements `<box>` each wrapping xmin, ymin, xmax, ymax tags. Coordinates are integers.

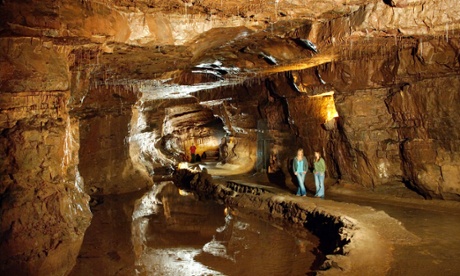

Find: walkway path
<box><xmin>215</xmin><ymin>173</ymin><xmax>460</xmax><ymax>276</ymax></box>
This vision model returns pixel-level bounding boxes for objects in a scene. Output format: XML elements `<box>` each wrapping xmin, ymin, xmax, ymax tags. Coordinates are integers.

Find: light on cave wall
<box><xmin>184</xmin><ymin>135</ymin><xmax>222</xmax><ymax>158</ymax></box>
<box><xmin>310</xmin><ymin>91</ymin><xmax>339</xmax><ymax>130</ymax></box>
<box><xmin>178</xmin><ymin>189</ymin><xmax>191</xmax><ymax>196</ymax></box>
<box><xmin>325</xmin><ymin>102</ymin><xmax>339</xmax><ymax>122</ymax></box>
<box><xmin>178</xmin><ymin>162</ymin><xmax>190</xmax><ymax>170</ymax></box>
<box><xmin>177</xmin><ymin>162</ymin><xmax>203</xmax><ymax>173</ymax></box>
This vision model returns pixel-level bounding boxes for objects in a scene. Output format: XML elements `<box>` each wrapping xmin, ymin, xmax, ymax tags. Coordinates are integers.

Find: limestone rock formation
<box><xmin>1</xmin><ymin>0</ymin><xmax>460</xmax><ymax>274</ymax></box>
<box><xmin>0</xmin><ymin>53</ymin><xmax>92</xmax><ymax>274</ymax></box>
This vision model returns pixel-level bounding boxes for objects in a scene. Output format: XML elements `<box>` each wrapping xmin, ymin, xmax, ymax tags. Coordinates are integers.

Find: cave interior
<box><xmin>1</xmin><ymin>0</ymin><xmax>460</xmax><ymax>275</ymax></box>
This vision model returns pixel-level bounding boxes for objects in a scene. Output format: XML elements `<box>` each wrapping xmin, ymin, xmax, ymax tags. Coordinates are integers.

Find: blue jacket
<box><xmin>293</xmin><ymin>156</ymin><xmax>308</xmax><ymax>173</ymax></box>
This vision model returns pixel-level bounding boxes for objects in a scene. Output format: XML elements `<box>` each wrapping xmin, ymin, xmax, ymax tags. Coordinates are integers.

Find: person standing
<box><xmin>293</xmin><ymin>149</ymin><xmax>308</xmax><ymax>196</ymax></box>
<box><xmin>313</xmin><ymin>151</ymin><xmax>326</xmax><ymax>199</ymax></box>
<box><xmin>190</xmin><ymin>143</ymin><xmax>197</xmax><ymax>163</ymax></box>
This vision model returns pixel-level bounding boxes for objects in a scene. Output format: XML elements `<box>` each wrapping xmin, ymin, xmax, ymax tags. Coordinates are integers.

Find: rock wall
<box><xmin>182</xmin><ymin>33</ymin><xmax>460</xmax><ymax>200</ymax></box>
<box><xmin>387</xmin><ymin>76</ymin><xmax>460</xmax><ymax>199</ymax></box>
<box><xmin>73</xmin><ymin>85</ymin><xmax>153</xmax><ymax>195</ymax></box>
<box><xmin>260</xmin><ymin>35</ymin><xmax>460</xmax><ymax>199</ymax></box>
<box><xmin>0</xmin><ymin>38</ymin><xmax>92</xmax><ymax>274</ymax></box>
<box><xmin>0</xmin><ymin>36</ymin><xmax>154</xmax><ymax>274</ymax></box>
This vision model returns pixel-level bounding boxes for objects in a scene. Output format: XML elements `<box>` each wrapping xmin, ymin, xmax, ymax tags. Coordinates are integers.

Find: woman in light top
<box><xmin>292</xmin><ymin>149</ymin><xmax>308</xmax><ymax>196</ymax></box>
<box><xmin>313</xmin><ymin>151</ymin><xmax>326</xmax><ymax>199</ymax></box>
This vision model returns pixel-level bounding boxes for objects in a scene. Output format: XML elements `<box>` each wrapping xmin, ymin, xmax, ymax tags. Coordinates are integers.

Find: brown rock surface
<box><xmin>0</xmin><ymin>91</ymin><xmax>92</xmax><ymax>275</ymax></box>
<box><xmin>74</xmin><ymin>85</ymin><xmax>154</xmax><ymax>195</ymax></box>
<box><xmin>1</xmin><ymin>0</ymin><xmax>460</xmax><ymax>274</ymax></box>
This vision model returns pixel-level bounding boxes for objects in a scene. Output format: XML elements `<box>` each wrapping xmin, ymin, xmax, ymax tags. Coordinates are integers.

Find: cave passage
<box><xmin>1</xmin><ymin>0</ymin><xmax>460</xmax><ymax>275</ymax></box>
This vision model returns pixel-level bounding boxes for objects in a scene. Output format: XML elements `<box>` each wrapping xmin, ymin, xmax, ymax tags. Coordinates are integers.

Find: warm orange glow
<box><xmin>260</xmin><ymin>54</ymin><xmax>338</xmax><ymax>74</ymax></box>
<box><xmin>326</xmin><ymin>102</ymin><xmax>339</xmax><ymax>122</ymax></box>
<box><xmin>311</xmin><ymin>91</ymin><xmax>339</xmax><ymax>123</ymax></box>
<box><xmin>178</xmin><ymin>189</ymin><xmax>190</xmax><ymax>196</ymax></box>
<box><xmin>309</xmin><ymin>91</ymin><xmax>335</xmax><ymax>97</ymax></box>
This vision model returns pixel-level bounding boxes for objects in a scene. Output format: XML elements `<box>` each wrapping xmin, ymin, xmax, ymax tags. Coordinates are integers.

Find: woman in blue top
<box><xmin>292</xmin><ymin>148</ymin><xmax>308</xmax><ymax>196</ymax></box>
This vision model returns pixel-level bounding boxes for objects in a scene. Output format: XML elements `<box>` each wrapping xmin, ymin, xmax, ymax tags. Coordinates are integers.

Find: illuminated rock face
<box><xmin>1</xmin><ymin>0</ymin><xmax>460</xmax><ymax>274</ymax></box>
<box><xmin>0</xmin><ymin>39</ymin><xmax>92</xmax><ymax>274</ymax></box>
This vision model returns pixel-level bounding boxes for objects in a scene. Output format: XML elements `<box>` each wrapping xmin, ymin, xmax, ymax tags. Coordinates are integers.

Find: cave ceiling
<box><xmin>1</xmin><ymin>0</ymin><xmax>460</xmax><ymax>99</ymax></box>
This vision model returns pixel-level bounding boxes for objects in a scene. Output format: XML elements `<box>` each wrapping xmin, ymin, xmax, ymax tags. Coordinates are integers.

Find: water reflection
<box><xmin>133</xmin><ymin>182</ymin><xmax>318</xmax><ymax>276</ymax></box>
<box><xmin>133</xmin><ymin>182</ymin><xmax>226</xmax><ymax>275</ymax></box>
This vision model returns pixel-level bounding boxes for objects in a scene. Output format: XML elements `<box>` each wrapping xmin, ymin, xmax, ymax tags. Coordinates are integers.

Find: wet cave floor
<box><xmin>70</xmin><ymin>182</ymin><xmax>320</xmax><ymax>276</ymax></box>
<box><xmin>70</xmin><ymin>172</ymin><xmax>460</xmax><ymax>276</ymax></box>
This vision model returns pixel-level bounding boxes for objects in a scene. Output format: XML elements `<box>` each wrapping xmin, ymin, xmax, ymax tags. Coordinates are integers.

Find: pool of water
<box><xmin>71</xmin><ymin>182</ymin><xmax>319</xmax><ymax>275</ymax></box>
<box><xmin>134</xmin><ymin>182</ymin><xmax>319</xmax><ymax>275</ymax></box>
